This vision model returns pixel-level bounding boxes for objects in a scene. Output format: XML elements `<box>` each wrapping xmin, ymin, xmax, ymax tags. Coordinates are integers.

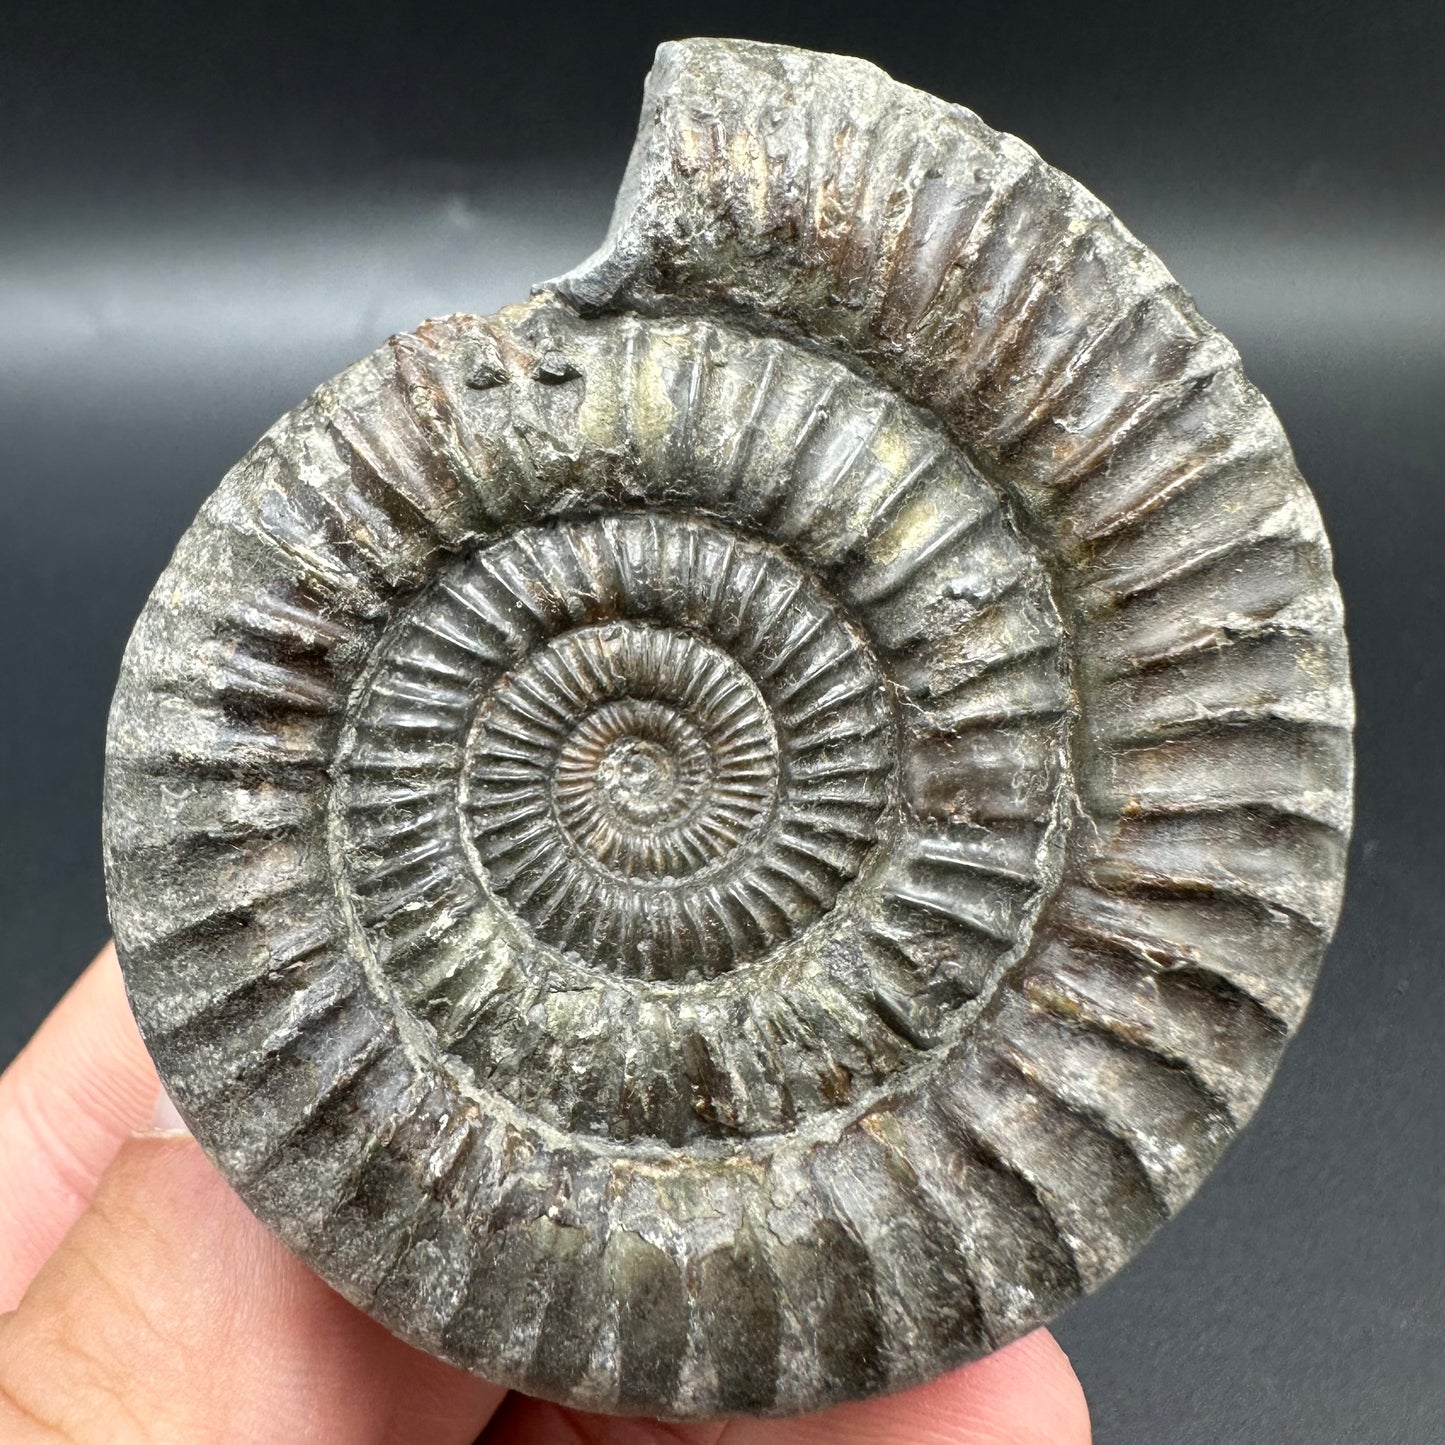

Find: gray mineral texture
<box><xmin>103</xmin><ymin>38</ymin><xmax>1353</xmax><ymax>1419</ymax></box>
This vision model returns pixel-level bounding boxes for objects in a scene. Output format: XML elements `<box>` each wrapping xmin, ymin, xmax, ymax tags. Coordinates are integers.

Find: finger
<box><xmin>0</xmin><ymin>1129</ymin><xmax>508</xmax><ymax>1445</ymax></box>
<box><xmin>479</xmin><ymin>1328</ymin><xmax>1089</xmax><ymax>1445</ymax></box>
<box><xmin>0</xmin><ymin>943</ymin><xmax>159</xmax><ymax>1309</ymax></box>
<box><xmin>721</xmin><ymin>1332</ymin><xmax>1091</xmax><ymax>1445</ymax></box>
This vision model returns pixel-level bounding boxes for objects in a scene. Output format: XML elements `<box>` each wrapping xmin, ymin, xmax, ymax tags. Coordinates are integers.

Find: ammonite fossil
<box><xmin>103</xmin><ymin>39</ymin><xmax>1354</xmax><ymax>1418</ymax></box>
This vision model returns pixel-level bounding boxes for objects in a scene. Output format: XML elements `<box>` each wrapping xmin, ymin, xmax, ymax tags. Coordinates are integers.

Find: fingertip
<box><xmin>931</xmin><ymin>1330</ymin><xmax>1091</xmax><ymax>1445</ymax></box>
<box><xmin>724</xmin><ymin>1329</ymin><xmax>1090</xmax><ymax>1445</ymax></box>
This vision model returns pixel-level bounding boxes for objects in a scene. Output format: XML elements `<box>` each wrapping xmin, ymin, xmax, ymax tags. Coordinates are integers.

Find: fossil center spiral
<box><xmin>598</xmin><ymin>733</ymin><xmax>682</xmax><ymax>818</ymax></box>
<box><xmin>335</xmin><ymin>511</ymin><xmax>897</xmax><ymax>986</ymax></box>
<box><xmin>468</xmin><ymin>620</ymin><xmax>782</xmax><ymax>915</ymax></box>
<box><xmin>575</xmin><ymin>708</ymin><xmax>701</xmax><ymax>829</ymax></box>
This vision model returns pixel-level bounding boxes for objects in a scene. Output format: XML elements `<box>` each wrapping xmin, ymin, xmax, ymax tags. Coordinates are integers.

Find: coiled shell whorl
<box><xmin>103</xmin><ymin>39</ymin><xmax>1353</xmax><ymax>1419</ymax></box>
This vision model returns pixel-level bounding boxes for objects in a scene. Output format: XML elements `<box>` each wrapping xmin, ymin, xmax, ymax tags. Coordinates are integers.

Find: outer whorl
<box><xmin>103</xmin><ymin>39</ymin><xmax>1353</xmax><ymax>1419</ymax></box>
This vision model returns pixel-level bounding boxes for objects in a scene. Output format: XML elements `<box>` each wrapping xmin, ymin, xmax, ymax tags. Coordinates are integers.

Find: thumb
<box><xmin>0</xmin><ymin>1106</ymin><xmax>503</xmax><ymax>1445</ymax></box>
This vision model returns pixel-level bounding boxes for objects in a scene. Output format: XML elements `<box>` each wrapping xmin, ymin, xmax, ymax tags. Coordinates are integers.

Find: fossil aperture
<box><xmin>103</xmin><ymin>39</ymin><xmax>1353</xmax><ymax>1419</ymax></box>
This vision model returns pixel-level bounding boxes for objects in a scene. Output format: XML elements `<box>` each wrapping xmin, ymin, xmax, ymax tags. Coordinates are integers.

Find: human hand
<box><xmin>0</xmin><ymin>944</ymin><xmax>1091</xmax><ymax>1443</ymax></box>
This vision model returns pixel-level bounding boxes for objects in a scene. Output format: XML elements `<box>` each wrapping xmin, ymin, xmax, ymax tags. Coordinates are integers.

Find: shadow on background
<box><xmin>2</xmin><ymin>2</ymin><xmax>1441</xmax><ymax>1441</ymax></box>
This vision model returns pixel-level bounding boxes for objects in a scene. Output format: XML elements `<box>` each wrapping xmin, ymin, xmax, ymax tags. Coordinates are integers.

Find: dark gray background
<box><xmin>2</xmin><ymin>2</ymin><xmax>1440</xmax><ymax>1440</ymax></box>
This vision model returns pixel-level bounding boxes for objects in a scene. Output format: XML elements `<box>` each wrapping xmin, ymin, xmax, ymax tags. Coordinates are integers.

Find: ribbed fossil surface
<box><xmin>103</xmin><ymin>39</ymin><xmax>1353</xmax><ymax>1419</ymax></box>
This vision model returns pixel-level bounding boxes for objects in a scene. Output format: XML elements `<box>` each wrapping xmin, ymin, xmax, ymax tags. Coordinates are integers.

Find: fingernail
<box><xmin>141</xmin><ymin>1087</ymin><xmax>191</xmax><ymax>1137</ymax></box>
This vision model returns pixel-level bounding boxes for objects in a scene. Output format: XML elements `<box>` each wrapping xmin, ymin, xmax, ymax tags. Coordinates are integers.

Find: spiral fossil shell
<box><xmin>103</xmin><ymin>39</ymin><xmax>1353</xmax><ymax>1418</ymax></box>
